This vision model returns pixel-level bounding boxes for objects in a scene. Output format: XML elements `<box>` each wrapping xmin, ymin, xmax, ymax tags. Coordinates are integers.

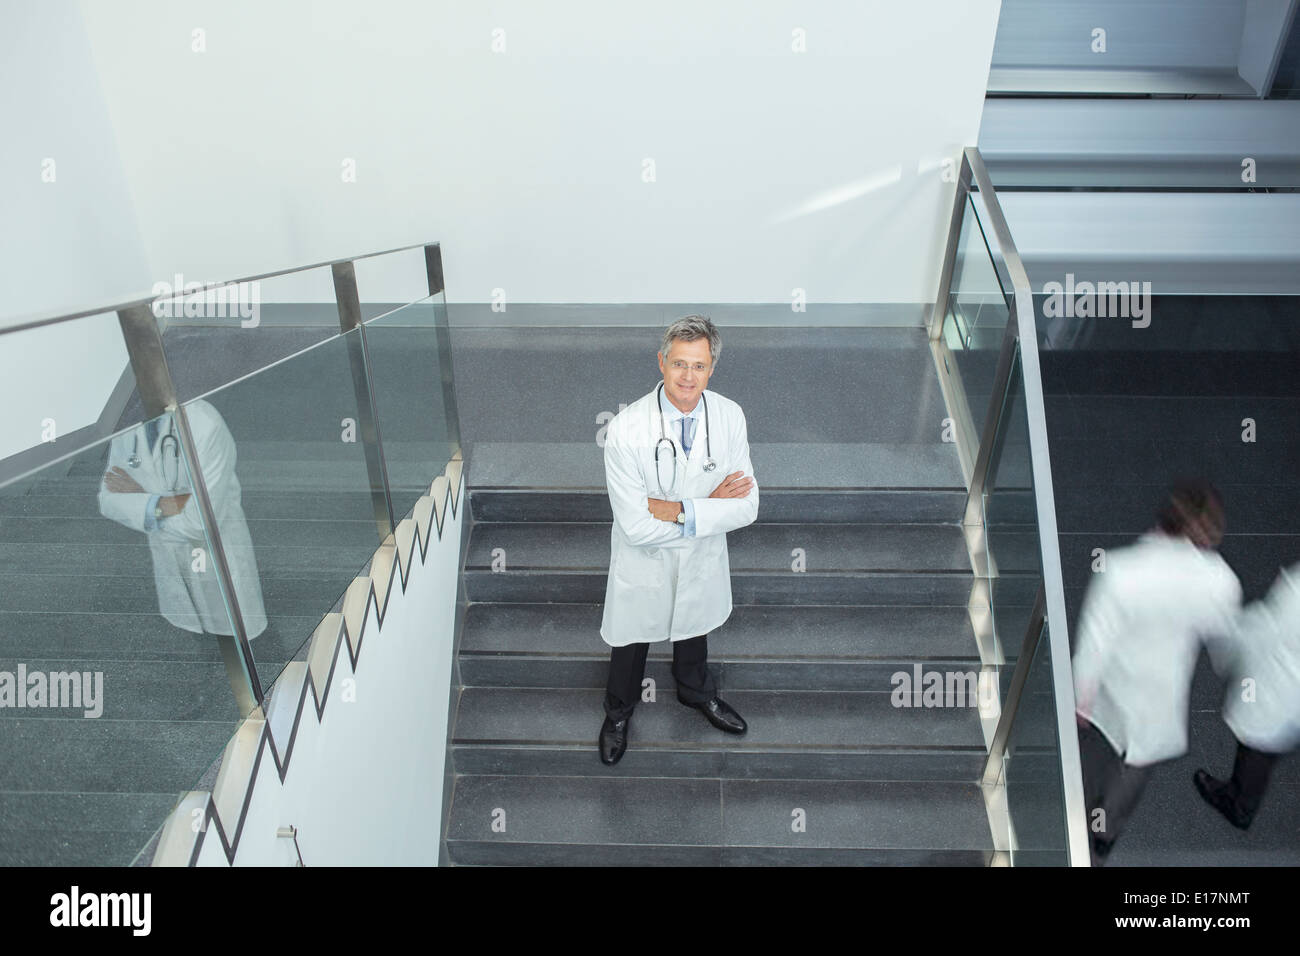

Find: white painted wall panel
<box><xmin>78</xmin><ymin>0</ymin><xmax>1001</xmax><ymax>304</ymax></box>
<box><xmin>187</xmin><ymin>475</ymin><xmax>463</xmax><ymax>866</ymax></box>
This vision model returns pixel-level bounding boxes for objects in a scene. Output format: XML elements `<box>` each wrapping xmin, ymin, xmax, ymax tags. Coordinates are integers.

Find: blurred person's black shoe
<box><xmin>1090</xmin><ymin>833</ymin><xmax>1115</xmax><ymax>867</ymax></box>
<box><xmin>1194</xmin><ymin>768</ymin><xmax>1253</xmax><ymax>830</ymax></box>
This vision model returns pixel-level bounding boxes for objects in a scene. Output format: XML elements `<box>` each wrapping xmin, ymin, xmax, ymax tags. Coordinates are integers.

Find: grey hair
<box><xmin>660</xmin><ymin>314</ymin><xmax>721</xmax><ymax>368</ymax></box>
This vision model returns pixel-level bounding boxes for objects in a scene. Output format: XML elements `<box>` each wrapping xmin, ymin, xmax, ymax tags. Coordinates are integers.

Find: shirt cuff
<box><xmin>682</xmin><ymin>498</ymin><xmax>697</xmax><ymax>537</ymax></box>
<box><xmin>144</xmin><ymin>493</ymin><xmax>161</xmax><ymax>531</ymax></box>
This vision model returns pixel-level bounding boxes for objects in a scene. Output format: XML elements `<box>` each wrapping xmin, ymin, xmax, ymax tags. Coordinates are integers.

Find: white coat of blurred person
<box><xmin>1071</xmin><ymin>479</ymin><xmax>1242</xmax><ymax>865</ymax></box>
<box><xmin>98</xmin><ymin>399</ymin><xmax>268</xmax><ymax>640</ymax></box>
<box><xmin>1195</xmin><ymin>560</ymin><xmax>1300</xmax><ymax>829</ymax></box>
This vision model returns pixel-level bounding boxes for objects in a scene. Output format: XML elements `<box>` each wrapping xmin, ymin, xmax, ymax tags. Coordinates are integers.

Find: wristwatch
<box><xmin>154</xmin><ymin>502</ymin><xmax>165</xmax><ymax>521</ymax></box>
<box><xmin>675</xmin><ymin>504</ymin><xmax>686</xmax><ymax>525</ymax></box>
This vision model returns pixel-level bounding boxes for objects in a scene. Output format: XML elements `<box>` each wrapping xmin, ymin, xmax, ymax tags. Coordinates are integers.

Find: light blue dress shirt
<box><xmin>144</xmin><ymin>493</ymin><xmax>162</xmax><ymax>531</ymax></box>
<box><xmin>659</xmin><ymin>386</ymin><xmax>700</xmax><ymax>537</ymax></box>
<box><xmin>141</xmin><ymin>419</ymin><xmax>164</xmax><ymax>531</ymax></box>
<box><xmin>139</xmin><ymin>418</ymin><xmax>166</xmax><ymax>535</ymax></box>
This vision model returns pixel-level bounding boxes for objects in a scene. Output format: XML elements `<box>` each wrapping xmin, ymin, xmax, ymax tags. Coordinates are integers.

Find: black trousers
<box><xmin>1221</xmin><ymin>739</ymin><xmax>1282</xmax><ymax>819</ymax></box>
<box><xmin>604</xmin><ymin>633</ymin><xmax>717</xmax><ymax>721</ymax></box>
<box><xmin>1078</xmin><ymin>719</ymin><xmax>1158</xmax><ymax>859</ymax></box>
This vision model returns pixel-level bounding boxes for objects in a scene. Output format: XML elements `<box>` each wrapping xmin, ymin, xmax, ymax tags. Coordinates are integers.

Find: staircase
<box><xmin>443</xmin><ymin>324</ymin><xmax>1021</xmax><ymax>865</ymax></box>
<box><xmin>0</xmin><ymin>325</ymin><xmax>392</xmax><ymax>865</ymax></box>
<box><xmin>0</xmin><ymin>460</ymin><xmax>258</xmax><ymax>866</ymax></box>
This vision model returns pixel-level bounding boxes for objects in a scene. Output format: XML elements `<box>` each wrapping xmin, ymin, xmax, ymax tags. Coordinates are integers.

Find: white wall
<box><xmin>3</xmin><ymin>1</ymin><xmax>1000</xmax><ymax>463</ymax></box>
<box><xmin>172</xmin><ymin>471</ymin><xmax>464</xmax><ymax>866</ymax></box>
<box><xmin>79</xmin><ymin>0</ymin><xmax>1002</xmax><ymax>304</ymax></box>
<box><xmin>0</xmin><ymin>2</ymin><xmax>152</xmax><ymax>321</ymax></box>
<box><xmin>0</xmin><ymin>1</ymin><xmax>150</xmax><ymax>461</ymax></box>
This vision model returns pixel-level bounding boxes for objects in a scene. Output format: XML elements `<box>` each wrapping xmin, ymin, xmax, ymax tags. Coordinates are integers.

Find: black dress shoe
<box><xmin>1089</xmin><ymin>833</ymin><xmax>1115</xmax><ymax>868</ymax></box>
<box><xmin>681</xmin><ymin>696</ymin><xmax>747</xmax><ymax>734</ymax></box>
<box><xmin>1194</xmin><ymin>768</ymin><xmax>1253</xmax><ymax>830</ymax></box>
<box><xmin>600</xmin><ymin>716</ymin><xmax>630</xmax><ymax>765</ymax></box>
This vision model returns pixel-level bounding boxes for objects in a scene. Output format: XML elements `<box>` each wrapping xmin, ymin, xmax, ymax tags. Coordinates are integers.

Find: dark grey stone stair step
<box><xmin>0</xmin><ymin>717</ymin><xmax>238</xmax><ymax>794</ymax></box>
<box><xmin>452</xmin><ymin>686</ymin><xmax>987</xmax><ymax>781</ymax></box>
<box><xmin>19</xmin><ymin>452</ymin><xmax>415</xmax><ymax>496</ymax></box>
<box><xmin>453</xmin><ymin>742</ymin><xmax>987</xmax><ymax>781</ymax></box>
<box><xmin>455</xmin><ymin>323</ymin><xmax>947</xmax><ymax>437</ymax></box>
<box><xmin>0</xmin><ymin>659</ymin><xmax>265</xmax><ymax>722</ymax></box>
<box><xmin>0</xmin><ymin>612</ymin><xmax>317</xmax><ymax>664</ymax></box>
<box><xmin>468</xmin><ymin>489</ymin><xmax>967</xmax><ymax>524</ymax></box>
<box><xmin>465</xmin><ymin>521</ymin><xmax>992</xmax><ymax>573</ymax></box>
<box><xmin>0</xmin><ymin>790</ymin><xmax>179</xmax><ymax>832</ymax></box>
<box><xmin>0</xmin><ymin>826</ymin><xmax>162</xmax><ymax>867</ymax></box>
<box><xmin>463</xmin><ymin>441</ymin><xmax>964</xmax><ymax>493</ymax></box>
<box><xmin>447</xmin><ymin>774</ymin><xmax>722</xmax><ymax>865</ymax></box>
<box><xmin>720</xmin><ymin>777</ymin><xmax>992</xmax><ymax>865</ymax></box>
<box><xmin>0</xmin><ymin>571</ymin><xmax>357</xmax><ymax>615</ymax></box>
<box><xmin>462</xmin><ymin>602</ymin><xmax>981</xmax><ymax>659</ymax></box>
<box><xmin>460</xmin><ymin>657</ymin><xmax>985</xmax><ymax>695</ymax></box>
<box><xmin>0</xmin><ymin>542</ymin><xmax>380</xmax><ymax>578</ymax></box>
<box><xmin>445</xmin><ymin>775</ymin><xmax>992</xmax><ymax>865</ymax></box>
<box><xmin>0</xmin><ymin>517</ymin><xmax>379</xmax><ymax>551</ymax></box>
<box><xmin>455</xmin><ymin>686</ymin><xmax>986</xmax><ymax>749</ymax></box>
<box><xmin>464</xmin><ymin>570</ymin><xmax>1014</xmax><ymax>607</ymax></box>
<box><xmin>0</xmin><ymin>486</ymin><xmax>376</xmax><ymax>522</ymax></box>
<box><xmin>459</xmin><ymin>603</ymin><xmax>983</xmax><ymax>690</ymax></box>
<box><xmin>0</xmin><ymin>790</ymin><xmax>178</xmax><ymax>864</ymax></box>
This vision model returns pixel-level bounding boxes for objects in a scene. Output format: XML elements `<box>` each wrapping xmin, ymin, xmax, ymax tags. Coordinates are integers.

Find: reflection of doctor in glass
<box><xmin>98</xmin><ymin>399</ymin><xmax>267</xmax><ymax>638</ymax></box>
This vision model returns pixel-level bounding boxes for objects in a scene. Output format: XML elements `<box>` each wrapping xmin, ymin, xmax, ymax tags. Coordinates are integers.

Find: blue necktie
<box><xmin>145</xmin><ymin>419</ymin><xmax>160</xmax><ymax>452</ymax></box>
<box><xmin>680</xmin><ymin>416</ymin><xmax>693</xmax><ymax>456</ymax></box>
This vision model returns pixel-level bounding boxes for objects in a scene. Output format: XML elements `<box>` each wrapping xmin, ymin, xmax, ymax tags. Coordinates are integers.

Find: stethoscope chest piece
<box><xmin>126</xmin><ymin>422</ymin><xmax>182</xmax><ymax>490</ymax></box>
<box><xmin>653</xmin><ymin>382</ymin><xmax>717</xmax><ymax>493</ymax></box>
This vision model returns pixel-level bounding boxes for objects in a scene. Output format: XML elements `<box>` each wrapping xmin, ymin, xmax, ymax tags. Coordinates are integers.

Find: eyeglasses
<box><xmin>670</xmin><ymin>361</ymin><xmax>711</xmax><ymax>372</ymax></box>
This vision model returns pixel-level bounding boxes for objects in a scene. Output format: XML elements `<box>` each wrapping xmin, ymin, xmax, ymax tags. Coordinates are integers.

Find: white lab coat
<box><xmin>97</xmin><ymin>399</ymin><xmax>268</xmax><ymax>638</ymax></box>
<box><xmin>599</xmin><ymin>385</ymin><xmax>758</xmax><ymax>647</ymax></box>
<box><xmin>1219</xmin><ymin>562</ymin><xmax>1300</xmax><ymax>753</ymax></box>
<box><xmin>1071</xmin><ymin>532</ymin><xmax>1241</xmax><ymax>766</ymax></box>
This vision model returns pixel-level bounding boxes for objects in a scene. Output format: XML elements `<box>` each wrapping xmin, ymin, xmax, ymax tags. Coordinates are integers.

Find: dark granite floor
<box><xmin>1039</xmin><ymin>294</ymin><xmax>1300</xmax><ymax>866</ymax></box>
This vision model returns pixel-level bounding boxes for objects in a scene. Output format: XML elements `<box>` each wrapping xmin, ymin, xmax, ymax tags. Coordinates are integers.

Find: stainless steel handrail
<box><xmin>933</xmin><ymin>148</ymin><xmax>1091</xmax><ymax>866</ymax></box>
<box><xmin>981</xmin><ymin>584</ymin><xmax>1045</xmax><ymax>788</ymax></box>
<box><xmin>1</xmin><ymin>240</ymin><xmax>435</xmax><ymax>336</ymax></box>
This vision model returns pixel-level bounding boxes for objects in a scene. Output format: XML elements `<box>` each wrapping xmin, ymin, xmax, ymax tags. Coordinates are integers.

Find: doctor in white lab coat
<box><xmin>97</xmin><ymin>399</ymin><xmax>268</xmax><ymax>639</ymax></box>
<box><xmin>598</xmin><ymin>315</ymin><xmax>758</xmax><ymax>765</ymax></box>
<box><xmin>1194</xmin><ymin>560</ymin><xmax>1300</xmax><ymax>829</ymax></box>
<box><xmin>1071</xmin><ymin>480</ymin><xmax>1241</xmax><ymax>864</ymax></box>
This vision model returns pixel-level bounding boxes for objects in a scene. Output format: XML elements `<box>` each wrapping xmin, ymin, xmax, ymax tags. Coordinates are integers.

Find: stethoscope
<box><xmin>653</xmin><ymin>381</ymin><xmax>716</xmax><ymax>497</ymax></box>
<box><xmin>127</xmin><ymin>418</ymin><xmax>182</xmax><ymax>492</ymax></box>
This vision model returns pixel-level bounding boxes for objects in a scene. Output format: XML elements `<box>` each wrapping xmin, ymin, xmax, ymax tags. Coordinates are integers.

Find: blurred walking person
<box><xmin>1195</xmin><ymin>560</ymin><xmax>1300</xmax><ymax>829</ymax></box>
<box><xmin>1071</xmin><ymin>480</ymin><xmax>1242</xmax><ymax>865</ymax></box>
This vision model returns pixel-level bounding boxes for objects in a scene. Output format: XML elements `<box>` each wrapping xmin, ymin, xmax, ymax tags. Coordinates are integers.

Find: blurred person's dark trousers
<box><xmin>1220</xmin><ymin>739</ymin><xmax>1282</xmax><ymax>818</ymax></box>
<box><xmin>1078</xmin><ymin>718</ymin><xmax>1159</xmax><ymax>862</ymax></box>
<box><xmin>604</xmin><ymin>633</ymin><xmax>717</xmax><ymax>721</ymax></box>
